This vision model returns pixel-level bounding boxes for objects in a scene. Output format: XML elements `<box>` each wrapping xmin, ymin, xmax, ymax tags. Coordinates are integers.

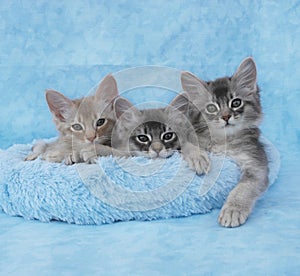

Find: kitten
<box><xmin>181</xmin><ymin>57</ymin><xmax>269</xmax><ymax>227</ymax></box>
<box><xmin>25</xmin><ymin>74</ymin><xmax>118</xmax><ymax>164</ymax></box>
<box><xmin>110</xmin><ymin>93</ymin><xmax>210</xmax><ymax>174</ymax></box>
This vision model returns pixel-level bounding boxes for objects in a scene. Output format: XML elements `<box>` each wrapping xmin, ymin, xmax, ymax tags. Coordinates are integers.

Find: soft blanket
<box><xmin>0</xmin><ymin>138</ymin><xmax>279</xmax><ymax>225</ymax></box>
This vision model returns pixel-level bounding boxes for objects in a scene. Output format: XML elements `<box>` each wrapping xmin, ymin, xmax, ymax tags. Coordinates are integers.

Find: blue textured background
<box><xmin>0</xmin><ymin>0</ymin><xmax>299</xmax><ymax>275</ymax></box>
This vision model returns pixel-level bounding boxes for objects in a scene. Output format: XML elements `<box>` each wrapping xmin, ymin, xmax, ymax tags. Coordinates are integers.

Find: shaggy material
<box><xmin>2</xmin><ymin>1</ymin><xmax>299</xmax><ymax>274</ymax></box>
<box><xmin>0</xmin><ymin>138</ymin><xmax>279</xmax><ymax>225</ymax></box>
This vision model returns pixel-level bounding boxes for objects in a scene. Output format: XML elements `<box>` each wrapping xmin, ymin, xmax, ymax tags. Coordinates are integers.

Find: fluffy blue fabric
<box><xmin>2</xmin><ymin>1</ymin><xmax>299</xmax><ymax>273</ymax></box>
<box><xmin>0</xmin><ymin>138</ymin><xmax>279</xmax><ymax>225</ymax></box>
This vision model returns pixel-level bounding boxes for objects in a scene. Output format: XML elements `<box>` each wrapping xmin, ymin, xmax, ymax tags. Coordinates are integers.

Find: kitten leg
<box><xmin>36</xmin><ymin>140</ymin><xmax>65</xmax><ymax>163</ymax></box>
<box><xmin>80</xmin><ymin>144</ymin><xmax>131</xmax><ymax>163</ymax></box>
<box><xmin>181</xmin><ymin>142</ymin><xmax>210</xmax><ymax>175</ymax></box>
<box><xmin>79</xmin><ymin>144</ymin><xmax>113</xmax><ymax>164</ymax></box>
<box><xmin>41</xmin><ymin>150</ymin><xmax>66</xmax><ymax>163</ymax></box>
<box><xmin>25</xmin><ymin>140</ymin><xmax>48</xmax><ymax>161</ymax></box>
<box><xmin>218</xmin><ymin>164</ymin><xmax>268</xmax><ymax>227</ymax></box>
<box><xmin>81</xmin><ymin>149</ymin><xmax>98</xmax><ymax>164</ymax></box>
<box><xmin>25</xmin><ymin>139</ymin><xmax>71</xmax><ymax>164</ymax></box>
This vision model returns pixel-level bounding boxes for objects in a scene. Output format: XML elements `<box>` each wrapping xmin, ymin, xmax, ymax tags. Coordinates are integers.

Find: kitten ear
<box><xmin>95</xmin><ymin>74</ymin><xmax>119</xmax><ymax>103</ymax></box>
<box><xmin>181</xmin><ymin>71</ymin><xmax>210</xmax><ymax>103</ymax></box>
<box><xmin>167</xmin><ymin>93</ymin><xmax>189</xmax><ymax>114</ymax></box>
<box><xmin>232</xmin><ymin>57</ymin><xmax>257</xmax><ymax>93</ymax></box>
<box><xmin>114</xmin><ymin>97</ymin><xmax>141</xmax><ymax>123</ymax></box>
<box><xmin>45</xmin><ymin>90</ymin><xmax>74</xmax><ymax>122</ymax></box>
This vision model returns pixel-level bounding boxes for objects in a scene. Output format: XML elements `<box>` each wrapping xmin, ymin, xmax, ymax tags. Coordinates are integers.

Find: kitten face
<box><xmin>129</xmin><ymin>120</ymin><xmax>180</xmax><ymax>158</ymax></box>
<box><xmin>46</xmin><ymin>74</ymin><xmax>118</xmax><ymax>147</ymax></box>
<box><xmin>113</xmin><ymin>94</ymin><xmax>190</xmax><ymax>158</ymax></box>
<box><xmin>60</xmin><ymin>97</ymin><xmax>115</xmax><ymax>145</ymax></box>
<box><xmin>202</xmin><ymin>77</ymin><xmax>261</xmax><ymax>135</ymax></box>
<box><xmin>181</xmin><ymin>57</ymin><xmax>262</xmax><ymax>136</ymax></box>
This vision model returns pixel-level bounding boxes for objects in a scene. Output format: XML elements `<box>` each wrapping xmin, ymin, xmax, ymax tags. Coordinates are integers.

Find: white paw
<box><xmin>218</xmin><ymin>203</ymin><xmax>250</xmax><ymax>228</ymax></box>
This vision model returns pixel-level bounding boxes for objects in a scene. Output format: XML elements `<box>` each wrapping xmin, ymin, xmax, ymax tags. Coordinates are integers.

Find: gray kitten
<box><xmin>25</xmin><ymin>74</ymin><xmax>118</xmax><ymax>164</ymax></box>
<box><xmin>111</xmin><ymin>94</ymin><xmax>210</xmax><ymax>174</ymax></box>
<box><xmin>181</xmin><ymin>57</ymin><xmax>269</xmax><ymax>227</ymax></box>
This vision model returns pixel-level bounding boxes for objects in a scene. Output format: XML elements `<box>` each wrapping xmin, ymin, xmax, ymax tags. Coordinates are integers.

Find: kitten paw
<box><xmin>25</xmin><ymin>141</ymin><xmax>47</xmax><ymax>161</ymax></box>
<box><xmin>81</xmin><ymin>150</ymin><xmax>98</xmax><ymax>164</ymax></box>
<box><xmin>42</xmin><ymin>151</ymin><xmax>65</xmax><ymax>163</ymax></box>
<box><xmin>24</xmin><ymin>153</ymin><xmax>39</xmax><ymax>161</ymax></box>
<box><xmin>65</xmin><ymin>152</ymin><xmax>86</xmax><ymax>165</ymax></box>
<box><xmin>218</xmin><ymin>204</ymin><xmax>250</xmax><ymax>228</ymax></box>
<box><xmin>184</xmin><ymin>150</ymin><xmax>210</xmax><ymax>175</ymax></box>
<box><xmin>64</xmin><ymin>154</ymin><xmax>75</xmax><ymax>165</ymax></box>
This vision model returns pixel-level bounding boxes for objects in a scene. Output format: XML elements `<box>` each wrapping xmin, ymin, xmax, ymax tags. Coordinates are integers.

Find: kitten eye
<box><xmin>162</xmin><ymin>132</ymin><xmax>176</xmax><ymax>142</ymax></box>
<box><xmin>96</xmin><ymin>118</ymin><xmax>106</xmax><ymax>127</ymax></box>
<box><xmin>206</xmin><ymin>103</ymin><xmax>219</xmax><ymax>114</ymax></box>
<box><xmin>136</xmin><ymin>135</ymin><xmax>150</xmax><ymax>143</ymax></box>
<box><xmin>230</xmin><ymin>98</ymin><xmax>243</xmax><ymax>109</ymax></box>
<box><xmin>71</xmin><ymin>123</ymin><xmax>83</xmax><ymax>131</ymax></box>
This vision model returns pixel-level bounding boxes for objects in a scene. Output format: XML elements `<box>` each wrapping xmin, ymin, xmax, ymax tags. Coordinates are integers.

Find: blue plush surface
<box><xmin>0</xmin><ymin>0</ymin><xmax>299</xmax><ymax>275</ymax></box>
<box><xmin>0</xmin><ymin>139</ymin><xmax>279</xmax><ymax>225</ymax></box>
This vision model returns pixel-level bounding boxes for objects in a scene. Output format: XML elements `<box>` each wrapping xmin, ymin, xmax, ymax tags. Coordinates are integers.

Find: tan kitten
<box><xmin>25</xmin><ymin>74</ymin><xmax>118</xmax><ymax>164</ymax></box>
<box><xmin>77</xmin><ymin>93</ymin><xmax>210</xmax><ymax>173</ymax></box>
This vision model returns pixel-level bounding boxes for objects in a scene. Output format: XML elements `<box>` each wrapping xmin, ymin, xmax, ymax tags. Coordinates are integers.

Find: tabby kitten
<box><xmin>181</xmin><ymin>57</ymin><xmax>269</xmax><ymax>227</ymax></box>
<box><xmin>25</xmin><ymin>74</ymin><xmax>118</xmax><ymax>164</ymax></box>
<box><xmin>110</xmin><ymin>94</ymin><xmax>210</xmax><ymax>174</ymax></box>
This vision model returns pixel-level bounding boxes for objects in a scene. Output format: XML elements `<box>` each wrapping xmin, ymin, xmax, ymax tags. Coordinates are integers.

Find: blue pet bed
<box><xmin>0</xmin><ymin>137</ymin><xmax>279</xmax><ymax>225</ymax></box>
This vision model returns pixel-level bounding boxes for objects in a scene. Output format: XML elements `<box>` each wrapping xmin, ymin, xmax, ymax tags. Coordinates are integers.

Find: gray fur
<box><xmin>181</xmin><ymin>57</ymin><xmax>269</xmax><ymax>227</ymax></box>
<box><xmin>112</xmin><ymin>94</ymin><xmax>210</xmax><ymax>174</ymax></box>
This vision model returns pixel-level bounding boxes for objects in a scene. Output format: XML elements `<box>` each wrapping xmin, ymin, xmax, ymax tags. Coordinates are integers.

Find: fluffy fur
<box><xmin>181</xmin><ymin>57</ymin><xmax>269</xmax><ymax>227</ymax></box>
<box><xmin>0</xmin><ymin>137</ymin><xmax>280</xmax><ymax>225</ymax></box>
<box><xmin>25</xmin><ymin>74</ymin><xmax>118</xmax><ymax>164</ymax></box>
<box><xmin>111</xmin><ymin>94</ymin><xmax>210</xmax><ymax>174</ymax></box>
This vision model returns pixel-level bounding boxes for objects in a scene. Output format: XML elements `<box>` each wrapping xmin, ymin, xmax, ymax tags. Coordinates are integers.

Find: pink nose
<box><xmin>87</xmin><ymin>136</ymin><xmax>96</xmax><ymax>142</ymax></box>
<box><xmin>222</xmin><ymin>114</ymin><xmax>231</xmax><ymax>122</ymax></box>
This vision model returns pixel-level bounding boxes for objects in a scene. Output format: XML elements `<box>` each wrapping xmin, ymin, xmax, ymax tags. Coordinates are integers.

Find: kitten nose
<box><xmin>87</xmin><ymin>135</ymin><xmax>96</xmax><ymax>142</ymax></box>
<box><xmin>152</xmin><ymin>142</ymin><xmax>163</xmax><ymax>153</ymax></box>
<box><xmin>222</xmin><ymin>114</ymin><xmax>231</xmax><ymax>122</ymax></box>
